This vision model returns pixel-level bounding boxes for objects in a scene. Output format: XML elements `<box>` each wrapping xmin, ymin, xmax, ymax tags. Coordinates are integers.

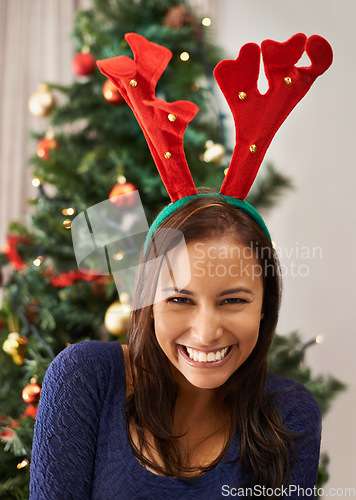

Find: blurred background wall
<box><xmin>0</xmin><ymin>0</ymin><xmax>354</xmax><ymax>494</ymax></box>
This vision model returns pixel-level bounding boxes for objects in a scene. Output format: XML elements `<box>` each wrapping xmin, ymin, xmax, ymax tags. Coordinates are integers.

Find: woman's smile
<box><xmin>177</xmin><ymin>343</ymin><xmax>237</xmax><ymax>368</ymax></box>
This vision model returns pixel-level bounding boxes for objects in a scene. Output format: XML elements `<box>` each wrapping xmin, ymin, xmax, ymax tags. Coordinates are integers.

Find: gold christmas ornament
<box><xmin>3</xmin><ymin>332</ymin><xmax>20</xmax><ymax>356</ymax></box>
<box><xmin>104</xmin><ymin>294</ymin><xmax>131</xmax><ymax>335</ymax></box>
<box><xmin>3</xmin><ymin>332</ymin><xmax>27</xmax><ymax>365</ymax></box>
<box><xmin>203</xmin><ymin>142</ymin><xmax>226</xmax><ymax>164</ymax></box>
<box><xmin>28</xmin><ymin>84</ymin><xmax>56</xmax><ymax>118</ymax></box>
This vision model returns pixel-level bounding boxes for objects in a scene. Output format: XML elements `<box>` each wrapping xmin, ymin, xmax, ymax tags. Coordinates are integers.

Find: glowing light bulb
<box><xmin>32</xmin><ymin>178</ymin><xmax>41</xmax><ymax>187</ymax></box>
<box><xmin>33</xmin><ymin>256</ymin><xmax>43</xmax><ymax>267</ymax></box>
<box><xmin>118</xmin><ymin>175</ymin><xmax>126</xmax><ymax>184</ymax></box>
<box><xmin>180</xmin><ymin>52</ymin><xmax>190</xmax><ymax>62</ymax></box>
<box><xmin>113</xmin><ymin>252</ymin><xmax>125</xmax><ymax>261</ymax></box>
<box><xmin>315</xmin><ymin>334</ymin><xmax>324</xmax><ymax>344</ymax></box>
<box><xmin>17</xmin><ymin>459</ymin><xmax>29</xmax><ymax>469</ymax></box>
<box><xmin>202</xmin><ymin>17</ymin><xmax>211</xmax><ymax>27</ymax></box>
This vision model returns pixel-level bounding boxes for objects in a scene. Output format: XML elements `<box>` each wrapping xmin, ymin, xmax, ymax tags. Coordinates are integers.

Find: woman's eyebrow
<box><xmin>217</xmin><ymin>287</ymin><xmax>253</xmax><ymax>297</ymax></box>
<box><xmin>162</xmin><ymin>287</ymin><xmax>193</xmax><ymax>295</ymax></box>
<box><xmin>162</xmin><ymin>287</ymin><xmax>253</xmax><ymax>296</ymax></box>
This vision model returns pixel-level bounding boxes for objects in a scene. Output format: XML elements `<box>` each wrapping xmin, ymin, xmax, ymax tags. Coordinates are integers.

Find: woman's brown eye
<box><xmin>167</xmin><ymin>297</ymin><xmax>190</xmax><ymax>304</ymax></box>
<box><xmin>223</xmin><ymin>298</ymin><xmax>246</xmax><ymax>304</ymax></box>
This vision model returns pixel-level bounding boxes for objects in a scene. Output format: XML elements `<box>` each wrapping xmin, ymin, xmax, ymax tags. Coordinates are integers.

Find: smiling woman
<box><xmin>121</xmin><ymin>188</ymin><xmax>321</xmax><ymax>494</ymax></box>
<box><xmin>29</xmin><ymin>31</ymin><xmax>331</xmax><ymax>499</ymax></box>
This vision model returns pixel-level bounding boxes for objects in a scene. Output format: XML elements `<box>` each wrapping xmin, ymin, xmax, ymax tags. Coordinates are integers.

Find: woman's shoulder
<box><xmin>44</xmin><ymin>340</ymin><xmax>125</xmax><ymax>388</ymax></box>
<box><xmin>50</xmin><ymin>339</ymin><xmax>123</xmax><ymax>366</ymax></box>
<box><xmin>266</xmin><ymin>372</ymin><xmax>322</xmax><ymax>432</ymax></box>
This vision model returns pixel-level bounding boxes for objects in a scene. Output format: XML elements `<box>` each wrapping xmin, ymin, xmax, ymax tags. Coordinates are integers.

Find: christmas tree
<box><xmin>0</xmin><ymin>0</ymin><xmax>345</xmax><ymax>498</ymax></box>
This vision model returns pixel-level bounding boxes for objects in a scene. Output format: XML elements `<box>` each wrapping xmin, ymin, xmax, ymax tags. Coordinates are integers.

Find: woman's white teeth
<box><xmin>186</xmin><ymin>346</ymin><xmax>229</xmax><ymax>362</ymax></box>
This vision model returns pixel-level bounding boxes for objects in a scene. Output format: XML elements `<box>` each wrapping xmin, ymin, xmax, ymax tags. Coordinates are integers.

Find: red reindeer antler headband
<box><xmin>97</xmin><ymin>33</ymin><xmax>332</xmax><ymax>252</ymax></box>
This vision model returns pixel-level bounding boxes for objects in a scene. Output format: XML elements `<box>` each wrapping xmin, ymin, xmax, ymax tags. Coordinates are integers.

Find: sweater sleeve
<box><xmin>272</xmin><ymin>378</ymin><xmax>322</xmax><ymax>500</ymax></box>
<box><xmin>29</xmin><ymin>341</ymin><xmax>111</xmax><ymax>500</ymax></box>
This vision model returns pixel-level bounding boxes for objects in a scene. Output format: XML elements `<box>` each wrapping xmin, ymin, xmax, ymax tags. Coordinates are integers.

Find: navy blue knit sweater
<box><xmin>29</xmin><ymin>341</ymin><xmax>321</xmax><ymax>499</ymax></box>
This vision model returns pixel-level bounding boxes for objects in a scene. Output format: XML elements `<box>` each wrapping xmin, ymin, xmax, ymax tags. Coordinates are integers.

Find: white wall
<box><xmin>211</xmin><ymin>0</ymin><xmax>356</xmax><ymax>494</ymax></box>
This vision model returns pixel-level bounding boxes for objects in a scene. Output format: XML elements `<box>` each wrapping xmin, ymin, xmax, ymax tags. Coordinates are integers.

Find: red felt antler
<box><xmin>97</xmin><ymin>33</ymin><xmax>199</xmax><ymax>203</ymax></box>
<box><xmin>97</xmin><ymin>33</ymin><xmax>332</xmax><ymax>205</ymax></box>
<box><xmin>215</xmin><ymin>33</ymin><xmax>333</xmax><ymax>199</ymax></box>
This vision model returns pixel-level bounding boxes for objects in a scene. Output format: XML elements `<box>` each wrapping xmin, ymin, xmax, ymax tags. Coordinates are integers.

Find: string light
<box><xmin>180</xmin><ymin>52</ymin><xmax>190</xmax><ymax>62</ymax></box>
<box><xmin>113</xmin><ymin>252</ymin><xmax>125</xmax><ymax>261</ymax></box>
<box><xmin>32</xmin><ymin>178</ymin><xmax>41</xmax><ymax>187</ymax></box>
<box><xmin>315</xmin><ymin>334</ymin><xmax>324</xmax><ymax>344</ymax></box>
<box><xmin>63</xmin><ymin>219</ymin><xmax>72</xmax><ymax>229</ymax></box>
<box><xmin>17</xmin><ymin>459</ymin><xmax>29</xmax><ymax>469</ymax></box>
<box><xmin>118</xmin><ymin>175</ymin><xmax>126</xmax><ymax>184</ymax></box>
<box><xmin>62</xmin><ymin>208</ymin><xmax>76</xmax><ymax>216</ymax></box>
<box><xmin>33</xmin><ymin>256</ymin><xmax>43</xmax><ymax>267</ymax></box>
<box><xmin>202</xmin><ymin>17</ymin><xmax>211</xmax><ymax>27</ymax></box>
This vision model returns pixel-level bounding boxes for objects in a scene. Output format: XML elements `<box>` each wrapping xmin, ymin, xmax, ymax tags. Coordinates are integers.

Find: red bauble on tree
<box><xmin>22</xmin><ymin>379</ymin><xmax>41</xmax><ymax>405</ymax></box>
<box><xmin>109</xmin><ymin>181</ymin><xmax>137</xmax><ymax>208</ymax></box>
<box><xmin>102</xmin><ymin>79</ymin><xmax>125</xmax><ymax>105</ymax></box>
<box><xmin>36</xmin><ymin>136</ymin><xmax>58</xmax><ymax>160</ymax></box>
<box><xmin>72</xmin><ymin>48</ymin><xmax>96</xmax><ymax>76</ymax></box>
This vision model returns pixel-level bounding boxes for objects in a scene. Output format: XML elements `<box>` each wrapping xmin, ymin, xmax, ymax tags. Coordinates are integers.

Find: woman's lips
<box><xmin>177</xmin><ymin>343</ymin><xmax>237</xmax><ymax>369</ymax></box>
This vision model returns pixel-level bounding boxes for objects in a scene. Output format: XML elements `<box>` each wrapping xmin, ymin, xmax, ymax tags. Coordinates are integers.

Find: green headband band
<box><xmin>143</xmin><ymin>194</ymin><xmax>271</xmax><ymax>255</ymax></box>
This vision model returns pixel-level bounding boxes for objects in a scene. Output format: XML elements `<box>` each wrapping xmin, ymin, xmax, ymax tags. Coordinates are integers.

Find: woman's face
<box><xmin>152</xmin><ymin>237</ymin><xmax>264</xmax><ymax>390</ymax></box>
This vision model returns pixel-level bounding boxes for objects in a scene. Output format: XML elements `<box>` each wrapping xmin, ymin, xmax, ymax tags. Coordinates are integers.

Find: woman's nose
<box><xmin>190</xmin><ymin>305</ymin><xmax>224</xmax><ymax>346</ymax></box>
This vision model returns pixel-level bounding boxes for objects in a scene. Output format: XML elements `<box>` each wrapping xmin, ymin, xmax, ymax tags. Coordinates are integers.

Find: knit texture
<box><xmin>30</xmin><ymin>341</ymin><xmax>322</xmax><ymax>499</ymax></box>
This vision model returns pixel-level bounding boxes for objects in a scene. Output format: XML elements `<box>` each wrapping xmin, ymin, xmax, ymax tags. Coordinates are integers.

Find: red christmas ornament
<box><xmin>102</xmin><ymin>79</ymin><xmax>125</xmax><ymax>105</ymax></box>
<box><xmin>22</xmin><ymin>382</ymin><xmax>41</xmax><ymax>405</ymax></box>
<box><xmin>109</xmin><ymin>182</ymin><xmax>137</xmax><ymax>208</ymax></box>
<box><xmin>72</xmin><ymin>50</ymin><xmax>96</xmax><ymax>76</ymax></box>
<box><xmin>36</xmin><ymin>137</ymin><xmax>58</xmax><ymax>160</ymax></box>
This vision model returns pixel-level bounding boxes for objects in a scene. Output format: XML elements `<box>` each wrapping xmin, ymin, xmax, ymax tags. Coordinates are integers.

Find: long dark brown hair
<box><xmin>126</xmin><ymin>187</ymin><xmax>295</xmax><ymax>489</ymax></box>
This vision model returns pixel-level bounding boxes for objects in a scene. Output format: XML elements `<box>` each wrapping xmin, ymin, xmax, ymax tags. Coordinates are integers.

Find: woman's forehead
<box><xmin>155</xmin><ymin>238</ymin><xmax>263</xmax><ymax>293</ymax></box>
